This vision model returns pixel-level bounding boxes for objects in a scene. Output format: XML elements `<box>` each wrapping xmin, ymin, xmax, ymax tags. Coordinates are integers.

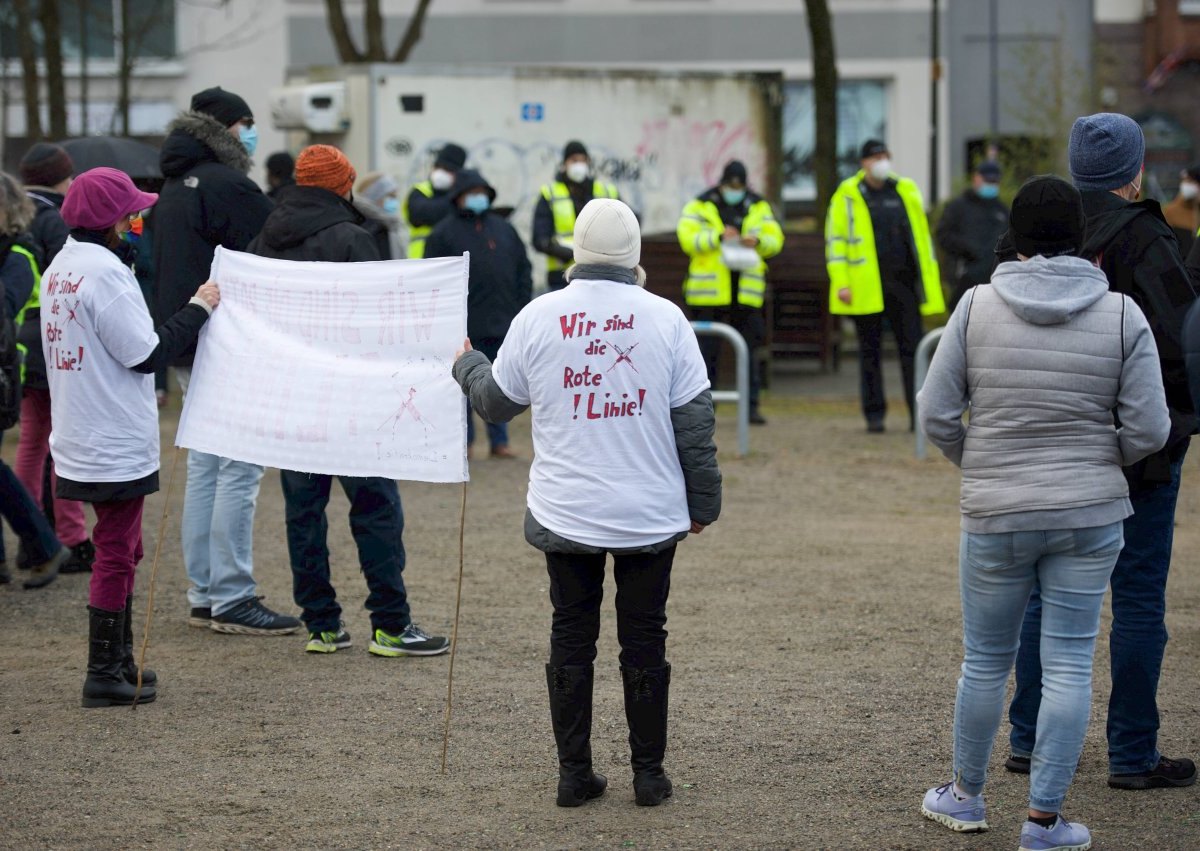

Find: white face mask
<box><xmin>868</xmin><ymin>158</ymin><xmax>892</xmax><ymax>181</ymax></box>
<box><xmin>565</xmin><ymin>161</ymin><xmax>590</xmax><ymax>184</ymax></box>
<box><xmin>430</xmin><ymin>168</ymin><xmax>454</xmax><ymax>191</ymax></box>
<box><xmin>1181</xmin><ymin>181</ymin><xmax>1199</xmax><ymax>201</ymax></box>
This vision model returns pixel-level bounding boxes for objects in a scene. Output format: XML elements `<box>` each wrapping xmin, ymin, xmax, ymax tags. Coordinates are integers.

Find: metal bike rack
<box><xmin>691</xmin><ymin>320</ymin><xmax>750</xmax><ymax>458</ymax></box>
<box><xmin>913</xmin><ymin>326</ymin><xmax>944</xmax><ymax>460</ymax></box>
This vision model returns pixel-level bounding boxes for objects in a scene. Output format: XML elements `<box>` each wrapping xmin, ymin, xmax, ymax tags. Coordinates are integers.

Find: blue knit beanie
<box><xmin>1068</xmin><ymin>113</ymin><xmax>1145</xmax><ymax>191</ymax></box>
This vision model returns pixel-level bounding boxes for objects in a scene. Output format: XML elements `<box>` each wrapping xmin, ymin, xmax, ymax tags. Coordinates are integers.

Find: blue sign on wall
<box><xmin>521</xmin><ymin>102</ymin><xmax>545</xmax><ymax>122</ymax></box>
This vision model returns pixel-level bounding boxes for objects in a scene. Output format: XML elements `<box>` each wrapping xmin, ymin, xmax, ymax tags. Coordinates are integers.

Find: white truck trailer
<box><xmin>271</xmin><ymin>65</ymin><xmax>783</xmax><ymax>258</ymax></box>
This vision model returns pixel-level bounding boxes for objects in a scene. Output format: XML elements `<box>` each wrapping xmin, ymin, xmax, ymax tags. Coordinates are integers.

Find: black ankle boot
<box><xmin>82</xmin><ymin>606</ymin><xmax>155</xmax><ymax>708</ymax></box>
<box><xmin>621</xmin><ymin>663</ymin><xmax>672</xmax><ymax>806</ymax></box>
<box><xmin>546</xmin><ymin>664</ymin><xmax>607</xmax><ymax>807</ymax></box>
<box><xmin>122</xmin><ymin>595</ymin><xmax>157</xmax><ymax>687</ymax></box>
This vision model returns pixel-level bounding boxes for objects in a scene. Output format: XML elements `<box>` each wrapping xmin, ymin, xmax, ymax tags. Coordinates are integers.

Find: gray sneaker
<box><xmin>23</xmin><ymin>546</ymin><xmax>69</xmax><ymax>590</ymax></box>
<box><xmin>210</xmin><ymin>597</ymin><xmax>301</xmax><ymax>635</ymax></box>
<box><xmin>368</xmin><ymin>623</ymin><xmax>450</xmax><ymax>657</ymax></box>
<box><xmin>1019</xmin><ymin>816</ymin><xmax>1091</xmax><ymax>851</ymax></box>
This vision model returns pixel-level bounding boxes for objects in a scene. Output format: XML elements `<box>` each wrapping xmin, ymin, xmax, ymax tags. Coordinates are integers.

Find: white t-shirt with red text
<box><xmin>492</xmin><ymin>279</ymin><xmax>710</xmax><ymax>548</ymax></box>
<box><xmin>43</xmin><ymin>238</ymin><xmax>160</xmax><ymax>484</ymax></box>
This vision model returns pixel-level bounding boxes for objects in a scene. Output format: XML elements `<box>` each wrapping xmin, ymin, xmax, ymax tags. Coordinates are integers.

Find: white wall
<box><xmin>173</xmin><ymin>0</ymin><xmax>292</xmax><ymax>184</ymax></box>
<box><xmin>1094</xmin><ymin>0</ymin><xmax>1144</xmax><ymax>23</ymax></box>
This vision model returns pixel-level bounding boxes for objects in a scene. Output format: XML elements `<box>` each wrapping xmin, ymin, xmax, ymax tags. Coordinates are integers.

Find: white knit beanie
<box><xmin>573</xmin><ymin>199</ymin><xmax>640</xmax><ymax>268</ymax></box>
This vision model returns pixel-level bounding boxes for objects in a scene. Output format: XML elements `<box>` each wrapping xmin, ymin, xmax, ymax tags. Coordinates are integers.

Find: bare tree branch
<box><xmin>325</xmin><ymin>0</ymin><xmax>365</xmax><ymax>62</ymax></box>
<box><xmin>365</xmin><ymin>0</ymin><xmax>386</xmax><ymax>61</ymax></box>
<box><xmin>391</xmin><ymin>0</ymin><xmax>435</xmax><ymax>63</ymax></box>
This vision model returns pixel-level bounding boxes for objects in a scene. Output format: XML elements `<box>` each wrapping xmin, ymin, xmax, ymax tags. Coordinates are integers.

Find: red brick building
<box><xmin>1096</xmin><ymin>0</ymin><xmax>1200</xmax><ymax>197</ymax></box>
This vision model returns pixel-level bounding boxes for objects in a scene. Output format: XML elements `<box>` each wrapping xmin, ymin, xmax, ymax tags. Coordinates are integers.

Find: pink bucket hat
<box><xmin>61</xmin><ymin>167</ymin><xmax>158</xmax><ymax>230</ymax></box>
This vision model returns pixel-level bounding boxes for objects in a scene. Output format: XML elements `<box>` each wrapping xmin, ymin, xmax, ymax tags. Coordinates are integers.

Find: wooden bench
<box><xmin>640</xmin><ymin>231</ymin><xmax>838</xmax><ymax>372</ymax></box>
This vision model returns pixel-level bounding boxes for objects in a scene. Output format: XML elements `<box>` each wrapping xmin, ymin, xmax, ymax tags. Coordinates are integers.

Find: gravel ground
<box><xmin>1</xmin><ymin>374</ymin><xmax>1198</xmax><ymax>850</ymax></box>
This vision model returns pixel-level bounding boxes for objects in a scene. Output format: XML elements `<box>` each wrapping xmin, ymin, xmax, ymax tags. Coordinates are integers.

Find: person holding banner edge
<box><xmin>247</xmin><ymin>144</ymin><xmax>449</xmax><ymax>659</ymax></box>
<box><xmin>153</xmin><ymin>86</ymin><xmax>295</xmax><ymax>636</ymax></box>
<box><xmin>42</xmin><ymin>168</ymin><xmax>222</xmax><ymax>706</ymax></box>
<box><xmin>453</xmin><ymin>198</ymin><xmax>721</xmax><ymax>808</ymax></box>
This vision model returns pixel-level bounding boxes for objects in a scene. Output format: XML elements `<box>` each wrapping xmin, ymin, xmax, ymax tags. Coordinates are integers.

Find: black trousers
<box><xmin>545</xmin><ymin>546</ymin><xmax>675</xmax><ymax>669</ymax></box>
<box><xmin>691</xmin><ymin>305</ymin><xmax>765</xmax><ymax>410</ymax></box>
<box><xmin>280</xmin><ymin>471</ymin><xmax>411</xmax><ymax>634</ymax></box>
<box><xmin>852</xmin><ymin>281</ymin><xmax>924</xmax><ymax>427</ymax></box>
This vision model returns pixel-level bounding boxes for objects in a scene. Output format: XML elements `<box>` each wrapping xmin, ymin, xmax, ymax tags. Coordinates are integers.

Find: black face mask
<box><xmin>113</xmin><ymin>238</ymin><xmax>137</xmax><ymax>267</ymax></box>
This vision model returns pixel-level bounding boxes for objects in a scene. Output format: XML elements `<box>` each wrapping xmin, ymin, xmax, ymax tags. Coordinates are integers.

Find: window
<box><xmin>0</xmin><ymin>0</ymin><xmax>176</xmax><ymax>64</ymax></box>
<box><xmin>782</xmin><ymin>79</ymin><xmax>888</xmax><ymax>202</ymax></box>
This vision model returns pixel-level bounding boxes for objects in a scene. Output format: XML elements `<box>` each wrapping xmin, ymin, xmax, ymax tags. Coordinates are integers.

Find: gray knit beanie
<box><xmin>1068</xmin><ymin>113</ymin><xmax>1145</xmax><ymax>191</ymax></box>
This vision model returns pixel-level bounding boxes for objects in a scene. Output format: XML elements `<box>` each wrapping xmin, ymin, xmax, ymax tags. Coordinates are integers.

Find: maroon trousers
<box><xmin>89</xmin><ymin>497</ymin><xmax>144</xmax><ymax>611</ymax></box>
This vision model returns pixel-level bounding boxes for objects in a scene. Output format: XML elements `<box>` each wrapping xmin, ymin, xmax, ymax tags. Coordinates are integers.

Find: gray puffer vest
<box><xmin>960</xmin><ymin>277</ymin><xmax>1126</xmax><ymax>518</ymax></box>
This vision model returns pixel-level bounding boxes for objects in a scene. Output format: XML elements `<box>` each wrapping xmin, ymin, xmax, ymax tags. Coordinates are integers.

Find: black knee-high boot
<box><xmin>122</xmin><ymin>595</ymin><xmax>157</xmax><ymax>686</ymax></box>
<box><xmin>621</xmin><ymin>663</ymin><xmax>672</xmax><ymax>806</ymax></box>
<box><xmin>82</xmin><ymin>607</ymin><xmax>155</xmax><ymax>708</ymax></box>
<box><xmin>546</xmin><ymin>664</ymin><xmax>607</xmax><ymax>807</ymax></box>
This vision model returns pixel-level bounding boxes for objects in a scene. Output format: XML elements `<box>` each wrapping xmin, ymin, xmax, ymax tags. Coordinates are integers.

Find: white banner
<box><xmin>176</xmin><ymin>247</ymin><xmax>469</xmax><ymax>483</ymax></box>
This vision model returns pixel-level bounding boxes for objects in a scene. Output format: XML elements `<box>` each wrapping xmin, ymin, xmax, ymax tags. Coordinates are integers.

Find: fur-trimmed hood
<box><xmin>160</xmin><ymin>111</ymin><xmax>251</xmax><ymax>177</ymax></box>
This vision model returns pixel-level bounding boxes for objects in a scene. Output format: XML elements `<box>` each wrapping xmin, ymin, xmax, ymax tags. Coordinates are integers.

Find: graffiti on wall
<box><xmin>393</xmin><ymin>117</ymin><xmax>765</xmax><ymax>242</ymax></box>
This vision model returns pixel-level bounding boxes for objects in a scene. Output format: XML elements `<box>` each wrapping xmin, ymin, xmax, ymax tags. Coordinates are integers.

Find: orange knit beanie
<box><xmin>295</xmin><ymin>144</ymin><xmax>356</xmax><ymax>197</ymax></box>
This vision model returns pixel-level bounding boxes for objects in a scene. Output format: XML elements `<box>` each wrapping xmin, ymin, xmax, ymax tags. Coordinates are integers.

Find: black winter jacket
<box><xmin>1</xmin><ymin>235</ymin><xmax>35</xmax><ymax>322</ymax></box>
<box><xmin>996</xmin><ymin>191</ymin><xmax>1198</xmax><ymax>486</ymax></box>
<box><xmin>424</xmin><ymin>177</ymin><xmax>531</xmax><ymax>342</ymax></box>
<box><xmin>936</xmin><ymin>189</ymin><xmax>1009</xmax><ymax>307</ymax></box>
<box><xmin>1185</xmin><ymin>299</ymin><xmax>1200</xmax><ymax>416</ymax></box>
<box><xmin>19</xmin><ymin>191</ymin><xmax>68</xmax><ymax>388</ymax></box>
<box><xmin>151</xmin><ymin>111</ymin><xmax>273</xmax><ymax>365</ymax></box>
<box><xmin>24</xmin><ymin>189</ymin><xmax>68</xmax><ymax>270</ymax></box>
<box><xmin>247</xmin><ymin>185</ymin><xmax>380</xmax><ymax>264</ymax></box>
<box><xmin>353</xmin><ymin>199</ymin><xmax>396</xmax><ymax>260</ymax></box>
<box><xmin>405</xmin><ymin>185</ymin><xmax>455</xmax><ymax>230</ymax></box>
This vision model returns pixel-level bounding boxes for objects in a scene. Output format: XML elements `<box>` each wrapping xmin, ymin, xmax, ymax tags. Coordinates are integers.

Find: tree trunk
<box><xmin>40</xmin><ymin>0</ymin><xmax>68</xmax><ymax>139</ymax></box>
<box><xmin>391</xmin><ymin>0</ymin><xmax>435</xmax><ymax>62</ymax></box>
<box><xmin>116</xmin><ymin>0</ymin><xmax>132</xmax><ymax>135</ymax></box>
<box><xmin>324</xmin><ymin>0</ymin><xmax>364</xmax><ymax>62</ymax></box>
<box><xmin>13</xmin><ymin>0</ymin><xmax>43</xmax><ymax>141</ymax></box>
<box><xmin>364</xmin><ymin>0</ymin><xmax>386</xmax><ymax>60</ymax></box>
<box><xmin>805</xmin><ymin>0</ymin><xmax>838</xmax><ymax>220</ymax></box>
<box><xmin>79</xmin><ymin>0</ymin><xmax>90</xmax><ymax>134</ymax></box>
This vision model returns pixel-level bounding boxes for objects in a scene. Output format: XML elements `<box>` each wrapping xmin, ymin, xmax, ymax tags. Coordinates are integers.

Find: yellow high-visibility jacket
<box><xmin>825</xmin><ymin>171</ymin><xmax>944</xmax><ymax>316</ymax></box>
<box><xmin>12</xmin><ymin>245</ymin><xmax>39</xmax><ymax>381</ymax></box>
<box><xmin>402</xmin><ymin>181</ymin><xmax>434</xmax><ymax>259</ymax></box>
<box><xmin>540</xmin><ymin>180</ymin><xmax>619</xmax><ymax>272</ymax></box>
<box><xmin>677</xmin><ymin>192</ymin><xmax>784</xmax><ymax>309</ymax></box>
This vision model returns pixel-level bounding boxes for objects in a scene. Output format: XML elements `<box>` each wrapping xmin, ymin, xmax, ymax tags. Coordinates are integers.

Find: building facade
<box><xmin>2</xmin><ymin>0</ymin><xmax>1196</xmax><ymax>207</ymax></box>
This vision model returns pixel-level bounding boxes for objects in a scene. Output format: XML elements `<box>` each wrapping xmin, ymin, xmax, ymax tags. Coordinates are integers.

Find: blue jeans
<box><xmin>466</xmin><ymin>403</ymin><xmax>508</xmax><ymax>450</ymax></box>
<box><xmin>176</xmin><ymin>368</ymin><xmax>264</xmax><ymax>616</ymax></box>
<box><xmin>1010</xmin><ymin>454</ymin><xmax>1187</xmax><ymax>773</ymax></box>
<box><xmin>467</xmin><ymin>336</ymin><xmax>508</xmax><ymax>450</ymax></box>
<box><xmin>0</xmin><ymin>437</ymin><xmax>61</xmax><ymax>565</ymax></box>
<box><xmin>279</xmin><ymin>471</ymin><xmax>411</xmax><ymax>634</ymax></box>
<box><xmin>954</xmin><ymin>523</ymin><xmax>1122</xmax><ymax>813</ymax></box>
